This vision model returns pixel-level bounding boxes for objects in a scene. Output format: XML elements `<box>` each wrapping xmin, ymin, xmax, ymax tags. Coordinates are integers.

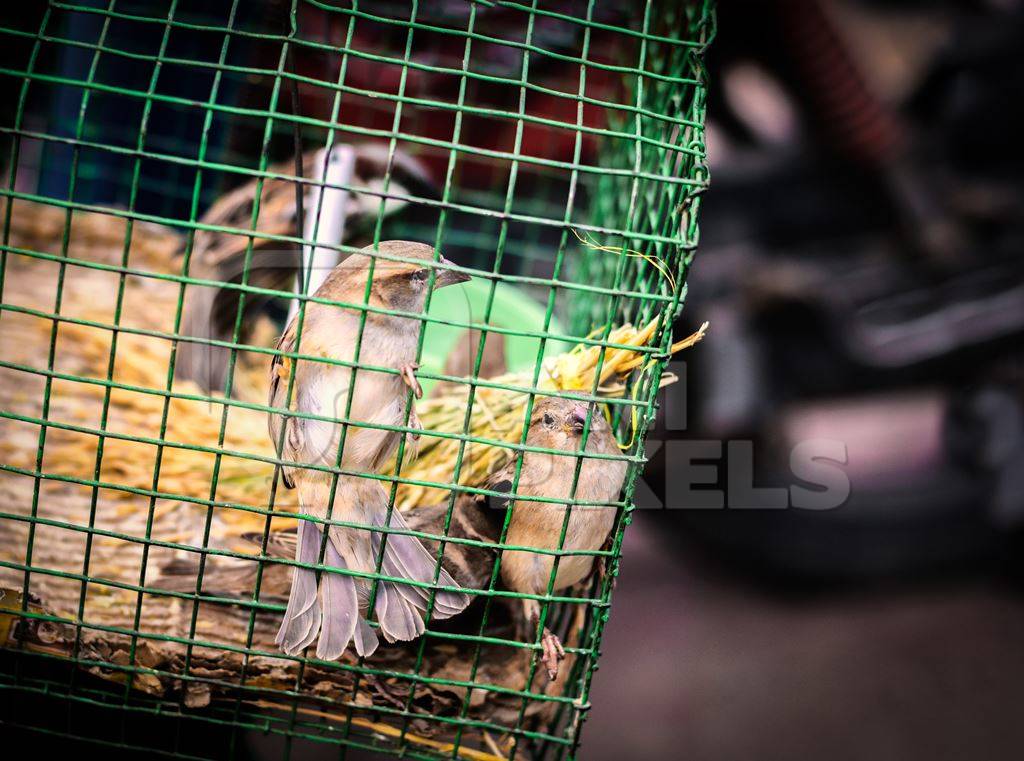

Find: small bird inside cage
<box><xmin>268</xmin><ymin>240</ymin><xmax>472</xmax><ymax>659</ymax></box>
<box><xmin>483</xmin><ymin>396</ymin><xmax>627</xmax><ymax>679</ymax></box>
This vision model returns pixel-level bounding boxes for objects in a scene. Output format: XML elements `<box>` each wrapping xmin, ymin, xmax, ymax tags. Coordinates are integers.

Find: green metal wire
<box><xmin>0</xmin><ymin>1</ymin><xmax>712</xmax><ymax>758</ymax></box>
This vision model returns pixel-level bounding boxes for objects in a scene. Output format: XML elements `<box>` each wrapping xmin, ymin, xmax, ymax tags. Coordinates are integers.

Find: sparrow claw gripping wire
<box><xmin>537</xmin><ymin>616</ymin><xmax>567</xmax><ymax>681</ymax></box>
<box><xmin>400</xmin><ymin>361</ymin><xmax>424</xmax><ymax>399</ymax></box>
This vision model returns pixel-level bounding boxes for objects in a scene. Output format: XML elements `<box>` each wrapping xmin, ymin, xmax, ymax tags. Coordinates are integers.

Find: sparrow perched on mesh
<box><xmin>269</xmin><ymin>240</ymin><xmax>472</xmax><ymax>659</ymax></box>
<box><xmin>484</xmin><ymin>396</ymin><xmax>627</xmax><ymax>680</ymax></box>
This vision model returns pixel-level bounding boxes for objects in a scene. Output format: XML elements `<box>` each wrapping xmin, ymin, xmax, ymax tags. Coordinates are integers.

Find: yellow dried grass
<box><xmin>392</xmin><ymin>319</ymin><xmax>707</xmax><ymax>510</ymax></box>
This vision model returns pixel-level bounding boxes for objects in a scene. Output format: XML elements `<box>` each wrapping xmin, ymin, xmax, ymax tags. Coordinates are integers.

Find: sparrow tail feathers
<box><xmin>275</xmin><ymin>520</ymin><xmax>323</xmax><ymax>655</ymax></box>
<box><xmin>372</xmin><ymin>508</ymin><xmax>472</xmax><ymax>622</ymax></box>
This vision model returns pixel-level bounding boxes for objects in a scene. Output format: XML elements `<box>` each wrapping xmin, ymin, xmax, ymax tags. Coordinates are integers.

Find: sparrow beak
<box><xmin>568</xmin><ymin>403</ymin><xmax>589</xmax><ymax>433</ymax></box>
<box><xmin>434</xmin><ymin>257</ymin><xmax>471</xmax><ymax>288</ymax></box>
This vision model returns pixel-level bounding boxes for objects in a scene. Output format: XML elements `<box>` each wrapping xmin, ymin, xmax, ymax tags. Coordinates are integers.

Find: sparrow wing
<box><xmin>241</xmin><ymin>529</ymin><xmax>297</xmax><ymax>560</ymax></box>
<box><xmin>269</xmin><ymin>317</ymin><xmax>354</xmax><ymax>485</ymax></box>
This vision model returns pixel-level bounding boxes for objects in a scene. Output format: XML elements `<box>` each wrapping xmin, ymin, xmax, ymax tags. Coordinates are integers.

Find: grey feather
<box><xmin>372</xmin><ymin>509</ymin><xmax>471</xmax><ymax>620</ymax></box>
<box><xmin>315</xmin><ymin>535</ymin><xmax>359</xmax><ymax>660</ymax></box>
<box><xmin>374</xmin><ymin>579</ymin><xmax>424</xmax><ymax>643</ymax></box>
<box><xmin>354</xmin><ymin>617</ymin><xmax>379</xmax><ymax>657</ymax></box>
<box><xmin>275</xmin><ymin>520</ymin><xmax>323</xmax><ymax>655</ymax></box>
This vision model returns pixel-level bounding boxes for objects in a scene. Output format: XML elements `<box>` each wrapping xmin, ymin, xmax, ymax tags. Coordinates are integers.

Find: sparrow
<box><xmin>268</xmin><ymin>240</ymin><xmax>472</xmax><ymax>660</ymax></box>
<box><xmin>484</xmin><ymin>396</ymin><xmax>627</xmax><ymax>680</ymax></box>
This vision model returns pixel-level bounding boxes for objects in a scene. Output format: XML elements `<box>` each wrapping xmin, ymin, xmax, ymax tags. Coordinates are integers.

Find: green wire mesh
<box><xmin>0</xmin><ymin>1</ymin><xmax>712</xmax><ymax>758</ymax></box>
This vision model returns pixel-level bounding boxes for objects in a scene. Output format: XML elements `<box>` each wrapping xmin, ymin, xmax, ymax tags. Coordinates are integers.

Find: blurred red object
<box><xmin>292</xmin><ymin>4</ymin><xmax>631</xmax><ymax>188</ymax></box>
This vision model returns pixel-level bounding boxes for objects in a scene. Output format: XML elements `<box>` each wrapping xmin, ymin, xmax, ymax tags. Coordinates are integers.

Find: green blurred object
<box><xmin>420</xmin><ymin>278</ymin><xmax>570</xmax><ymax>396</ymax></box>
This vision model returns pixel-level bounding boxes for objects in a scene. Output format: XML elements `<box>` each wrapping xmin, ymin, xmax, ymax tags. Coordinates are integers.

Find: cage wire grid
<box><xmin>0</xmin><ymin>0</ymin><xmax>712</xmax><ymax>758</ymax></box>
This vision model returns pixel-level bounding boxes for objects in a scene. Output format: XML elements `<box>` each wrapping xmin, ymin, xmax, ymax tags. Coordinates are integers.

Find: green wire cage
<box><xmin>0</xmin><ymin>1</ymin><xmax>712</xmax><ymax>758</ymax></box>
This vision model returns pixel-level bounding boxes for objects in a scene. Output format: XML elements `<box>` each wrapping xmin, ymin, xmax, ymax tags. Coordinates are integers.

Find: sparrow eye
<box><xmin>542</xmin><ymin>412</ymin><xmax>555</xmax><ymax>426</ymax></box>
<box><xmin>411</xmin><ymin>268</ymin><xmax>429</xmax><ymax>284</ymax></box>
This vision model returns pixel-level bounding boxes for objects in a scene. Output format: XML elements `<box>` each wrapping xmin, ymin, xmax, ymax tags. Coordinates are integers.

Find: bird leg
<box><xmin>532</xmin><ymin>610</ymin><xmax>565</xmax><ymax>680</ymax></box>
<box><xmin>399</xmin><ymin>362</ymin><xmax>423</xmax><ymax>399</ymax></box>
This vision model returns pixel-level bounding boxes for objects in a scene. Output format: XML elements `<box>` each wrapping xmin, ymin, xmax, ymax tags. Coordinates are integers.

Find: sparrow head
<box><xmin>530</xmin><ymin>396</ymin><xmax>603</xmax><ymax>445</ymax></box>
<box><xmin>320</xmin><ymin>240</ymin><xmax>470</xmax><ymax>311</ymax></box>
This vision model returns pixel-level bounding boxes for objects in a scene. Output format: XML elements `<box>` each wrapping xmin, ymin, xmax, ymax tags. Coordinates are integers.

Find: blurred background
<box><xmin>3</xmin><ymin>0</ymin><xmax>1024</xmax><ymax>759</ymax></box>
<box><xmin>589</xmin><ymin>1</ymin><xmax>1024</xmax><ymax>760</ymax></box>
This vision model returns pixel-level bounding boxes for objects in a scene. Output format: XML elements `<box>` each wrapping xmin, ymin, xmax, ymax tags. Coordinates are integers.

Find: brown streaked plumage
<box><xmin>484</xmin><ymin>396</ymin><xmax>627</xmax><ymax>680</ymax></box>
<box><xmin>268</xmin><ymin>240</ymin><xmax>472</xmax><ymax>660</ymax></box>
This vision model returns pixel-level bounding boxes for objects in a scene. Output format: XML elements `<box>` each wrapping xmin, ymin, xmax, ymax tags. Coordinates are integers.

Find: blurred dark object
<box><xmin>585</xmin><ymin>517</ymin><xmax>1024</xmax><ymax>761</ymax></box>
<box><xmin>290</xmin><ymin>0</ymin><xmax>631</xmax><ymax>187</ymax></box>
<box><xmin>669</xmin><ymin>0</ymin><xmax>1024</xmax><ymax>579</ymax></box>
